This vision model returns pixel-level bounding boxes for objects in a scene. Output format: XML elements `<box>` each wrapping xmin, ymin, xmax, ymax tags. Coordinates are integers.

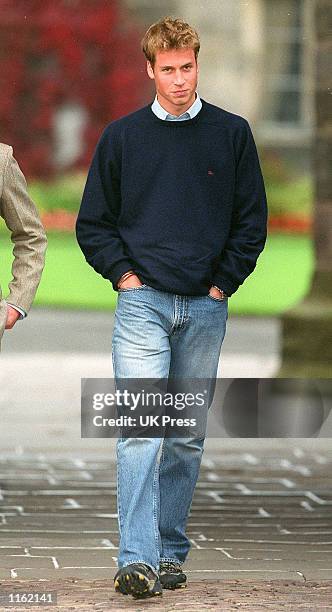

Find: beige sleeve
<box><xmin>0</xmin><ymin>147</ymin><xmax>47</xmax><ymax>312</ymax></box>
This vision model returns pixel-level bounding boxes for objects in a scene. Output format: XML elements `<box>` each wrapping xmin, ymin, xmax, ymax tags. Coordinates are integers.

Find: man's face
<box><xmin>147</xmin><ymin>48</ymin><xmax>199</xmax><ymax>116</ymax></box>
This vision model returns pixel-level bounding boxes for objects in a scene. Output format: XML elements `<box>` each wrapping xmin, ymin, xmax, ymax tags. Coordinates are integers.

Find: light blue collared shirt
<box><xmin>151</xmin><ymin>93</ymin><xmax>202</xmax><ymax>121</ymax></box>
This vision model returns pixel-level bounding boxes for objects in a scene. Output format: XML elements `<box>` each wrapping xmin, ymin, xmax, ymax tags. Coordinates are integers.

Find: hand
<box><xmin>209</xmin><ymin>286</ymin><xmax>226</xmax><ymax>300</ymax></box>
<box><xmin>118</xmin><ymin>274</ymin><xmax>143</xmax><ymax>289</ymax></box>
<box><xmin>5</xmin><ymin>304</ymin><xmax>21</xmax><ymax>329</ymax></box>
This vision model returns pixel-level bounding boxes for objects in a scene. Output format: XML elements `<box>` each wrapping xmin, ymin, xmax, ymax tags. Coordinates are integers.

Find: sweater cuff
<box><xmin>109</xmin><ymin>260</ymin><xmax>135</xmax><ymax>291</ymax></box>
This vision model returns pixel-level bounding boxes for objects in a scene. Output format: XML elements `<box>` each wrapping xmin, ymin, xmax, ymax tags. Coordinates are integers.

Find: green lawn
<box><xmin>0</xmin><ymin>232</ymin><xmax>314</xmax><ymax>315</ymax></box>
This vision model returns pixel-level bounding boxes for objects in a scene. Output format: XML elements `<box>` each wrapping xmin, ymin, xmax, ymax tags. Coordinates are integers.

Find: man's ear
<box><xmin>147</xmin><ymin>61</ymin><xmax>155</xmax><ymax>80</ymax></box>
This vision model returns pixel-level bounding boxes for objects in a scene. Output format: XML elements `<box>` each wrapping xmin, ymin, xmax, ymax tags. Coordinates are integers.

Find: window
<box><xmin>261</xmin><ymin>0</ymin><xmax>313</xmax><ymax>136</ymax></box>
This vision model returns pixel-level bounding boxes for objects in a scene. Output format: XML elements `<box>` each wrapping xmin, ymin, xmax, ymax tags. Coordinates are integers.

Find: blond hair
<box><xmin>141</xmin><ymin>16</ymin><xmax>200</xmax><ymax>66</ymax></box>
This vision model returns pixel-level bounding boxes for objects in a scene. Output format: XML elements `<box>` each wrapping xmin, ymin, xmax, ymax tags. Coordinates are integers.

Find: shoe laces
<box><xmin>160</xmin><ymin>561</ymin><xmax>182</xmax><ymax>573</ymax></box>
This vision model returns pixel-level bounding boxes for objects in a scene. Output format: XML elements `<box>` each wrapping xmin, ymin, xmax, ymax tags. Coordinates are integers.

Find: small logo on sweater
<box><xmin>207</xmin><ymin>170</ymin><xmax>214</xmax><ymax>176</ymax></box>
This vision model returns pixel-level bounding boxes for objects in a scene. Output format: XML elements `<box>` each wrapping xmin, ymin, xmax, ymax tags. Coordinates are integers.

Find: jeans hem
<box><xmin>119</xmin><ymin>559</ymin><xmax>159</xmax><ymax>575</ymax></box>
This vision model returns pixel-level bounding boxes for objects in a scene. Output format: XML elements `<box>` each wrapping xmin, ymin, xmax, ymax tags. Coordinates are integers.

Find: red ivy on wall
<box><xmin>0</xmin><ymin>0</ymin><xmax>146</xmax><ymax>178</ymax></box>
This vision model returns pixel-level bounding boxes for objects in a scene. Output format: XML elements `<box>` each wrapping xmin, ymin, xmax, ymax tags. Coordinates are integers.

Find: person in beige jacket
<box><xmin>0</xmin><ymin>143</ymin><xmax>47</xmax><ymax>349</ymax></box>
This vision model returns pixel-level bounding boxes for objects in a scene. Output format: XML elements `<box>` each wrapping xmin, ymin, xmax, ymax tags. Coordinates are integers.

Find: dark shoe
<box><xmin>114</xmin><ymin>563</ymin><xmax>162</xmax><ymax>599</ymax></box>
<box><xmin>159</xmin><ymin>561</ymin><xmax>187</xmax><ymax>590</ymax></box>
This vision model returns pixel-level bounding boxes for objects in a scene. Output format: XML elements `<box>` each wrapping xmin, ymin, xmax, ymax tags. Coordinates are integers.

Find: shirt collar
<box><xmin>151</xmin><ymin>93</ymin><xmax>202</xmax><ymax>121</ymax></box>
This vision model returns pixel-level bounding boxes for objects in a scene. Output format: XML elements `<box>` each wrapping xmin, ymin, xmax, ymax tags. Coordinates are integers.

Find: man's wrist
<box><xmin>6</xmin><ymin>301</ymin><xmax>27</xmax><ymax>319</ymax></box>
<box><xmin>117</xmin><ymin>270</ymin><xmax>135</xmax><ymax>289</ymax></box>
<box><xmin>212</xmin><ymin>285</ymin><xmax>228</xmax><ymax>300</ymax></box>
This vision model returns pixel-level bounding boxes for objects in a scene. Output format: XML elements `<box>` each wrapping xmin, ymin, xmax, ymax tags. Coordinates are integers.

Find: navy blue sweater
<box><xmin>76</xmin><ymin>99</ymin><xmax>267</xmax><ymax>296</ymax></box>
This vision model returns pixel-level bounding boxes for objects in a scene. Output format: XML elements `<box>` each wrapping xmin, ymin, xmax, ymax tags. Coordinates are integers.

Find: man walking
<box><xmin>0</xmin><ymin>144</ymin><xmax>47</xmax><ymax>348</ymax></box>
<box><xmin>76</xmin><ymin>16</ymin><xmax>267</xmax><ymax>599</ymax></box>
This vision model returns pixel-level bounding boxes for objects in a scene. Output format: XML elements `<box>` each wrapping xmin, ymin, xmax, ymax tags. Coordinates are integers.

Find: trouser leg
<box><xmin>112</xmin><ymin>287</ymin><xmax>171</xmax><ymax>572</ymax></box>
<box><xmin>159</xmin><ymin>295</ymin><xmax>228</xmax><ymax>563</ymax></box>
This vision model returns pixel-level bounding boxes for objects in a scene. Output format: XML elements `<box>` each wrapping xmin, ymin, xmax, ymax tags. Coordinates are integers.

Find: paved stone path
<box><xmin>0</xmin><ymin>447</ymin><xmax>331</xmax><ymax>606</ymax></box>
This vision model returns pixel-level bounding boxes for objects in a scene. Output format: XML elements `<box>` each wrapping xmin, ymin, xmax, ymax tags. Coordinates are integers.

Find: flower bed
<box><xmin>39</xmin><ymin>210</ymin><xmax>312</xmax><ymax>234</ymax></box>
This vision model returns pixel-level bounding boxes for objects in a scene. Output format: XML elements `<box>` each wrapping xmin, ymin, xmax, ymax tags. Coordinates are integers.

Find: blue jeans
<box><xmin>112</xmin><ymin>284</ymin><xmax>228</xmax><ymax>574</ymax></box>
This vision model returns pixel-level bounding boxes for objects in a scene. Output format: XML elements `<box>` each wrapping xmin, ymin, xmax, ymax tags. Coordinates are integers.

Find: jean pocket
<box><xmin>118</xmin><ymin>284</ymin><xmax>148</xmax><ymax>293</ymax></box>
